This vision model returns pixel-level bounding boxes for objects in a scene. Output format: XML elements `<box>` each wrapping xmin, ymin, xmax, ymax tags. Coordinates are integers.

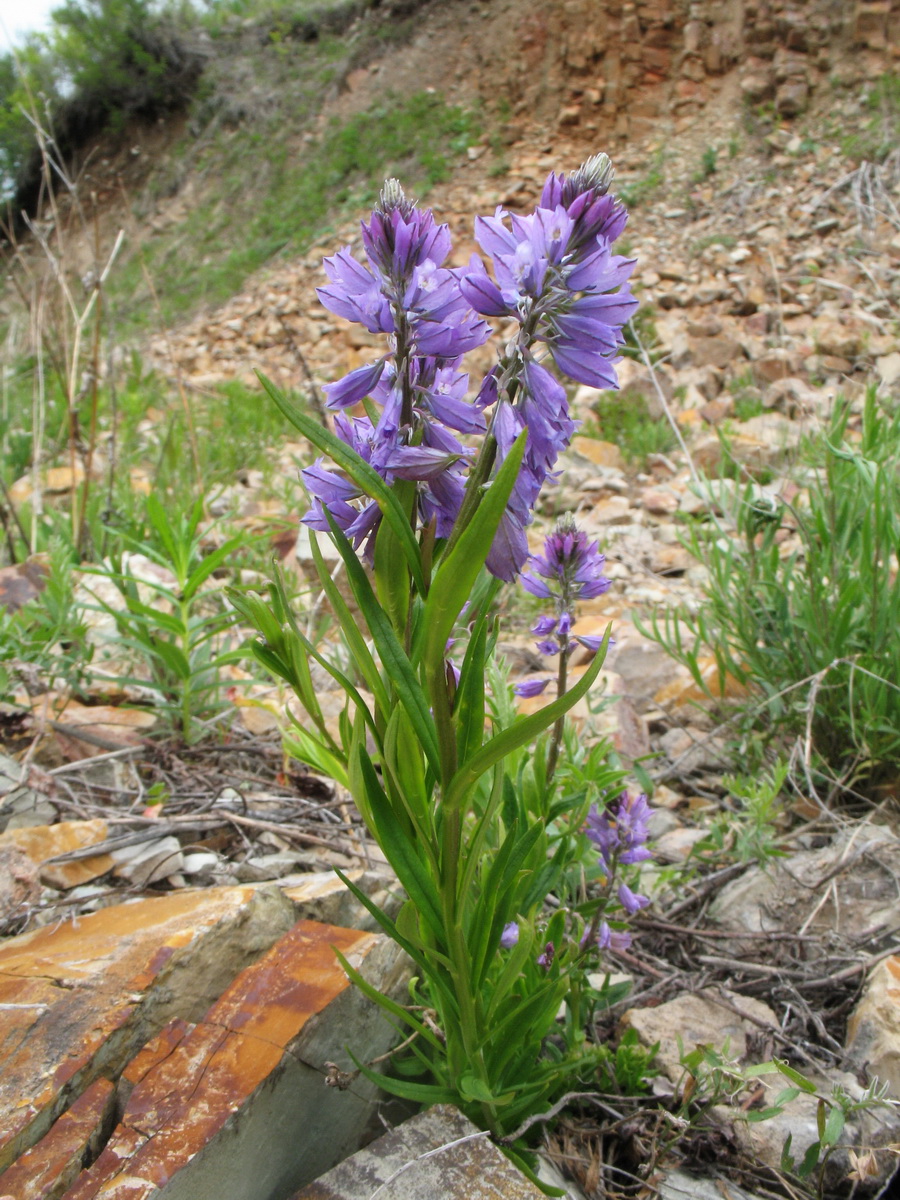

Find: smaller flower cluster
<box><xmin>460</xmin><ymin>153</ymin><xmax>637</xmax><ymax>580</ymax></box>
<box><xmin>514</xmin><ymin>516</ymin><xmax>611</xmax><ymax>698</ymax></box>
<box><xmin>497</xmin><ymin>790</ymin><xmax>652</xmax><ymax>967</ymax></box>
<box><xmin>583</xmin><ymin>790</ymin><xmax>651</xmax><ymax>950</ymax></box>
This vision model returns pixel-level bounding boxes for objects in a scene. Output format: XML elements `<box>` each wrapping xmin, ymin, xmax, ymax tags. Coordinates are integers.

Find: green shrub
<box><xmin>0</xmin><ymin>0</ymin><xmax>201</xmax><ymax>209</ymax></box>
<box><xmin>644</xmin><ymin>389</ymin><xmax>900</xmax><ymax>799</ymax></box>
<box><xmin>82</xmin><ymin>494</ymin><xmax>247</xmax><ymax>741</ymax></box>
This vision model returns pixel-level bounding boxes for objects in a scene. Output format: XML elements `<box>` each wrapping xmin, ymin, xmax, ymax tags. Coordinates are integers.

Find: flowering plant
<box><xmin>231</xmin><ymin>154</ymin><xmax>652</xmax><ymax>1174</ymax></box>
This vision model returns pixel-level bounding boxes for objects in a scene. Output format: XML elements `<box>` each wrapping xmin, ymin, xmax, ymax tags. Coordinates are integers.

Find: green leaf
<box><xmin>797</xmin><ymin>1140</ymin><xmax>822</xmax><ymax>1179</ymax></box>
<box><xmin>822</xmin><ymin>1104</ymin><xmax>845</xmax><ymax>1147</ymax></box>
<box><xmin>152</xmin><ymin>640</ymin><xmax>191</xmax><ymax>681</ymax></box>
<box><xmin>357</xmin><ymin>747</ymin><xmax>443</xmax><ymax>939</ymax></box>
<box><xmin>308</xmin><ymin>532</ymin><xmax>390</xmax><ymax>717</ymax></box>
<box><xmin>257</xmin><ymin>372</ymin><xmax>426</xmax><ymax>594</ymax></box>
<box><xmin>333</xmin><ymin>869</ymin><xmax>456</xmax><ymax>1015</ymax></box>
<box><xmin>284</xmin><ymin>727</ymin><xmax>349</xmax><ymax>789</ymax></box>
<box><xmin>332</xmin><ymin>945</ymin><xmax>444</xmax><ymax>1052</ymax></box>
<box><xmin>383</xmin><ymin>705</ymin><xmax>431</xmax><ymax>834</ymax></box>
<box><xmin>374</xmin><ymin>478</ymin><xmax>413</xmax><ymax>636</ymax></box>
<box><xmin>182</xmin><ymin>536</ymin><xmax>246</xmax><ymax>602</ymax></box>
<box><xmin>780</xmin><ymin>1132</ymin><xmax>795</xmax><ymax>1172</ymax></box>
<box><xmin>225</xmin><ymin>587</ymin><xmax>283</xmax><ymax>646</ymax></box>
<box><xmin>445</xmin><ymin>629</ymin><xmax>611</xmax><ymax>810</ymax></box>
<box><xmin>325</xmin><ymin>513</ymin><xmax>441</xmax><ymax>777</ymax></box>
<box><xmin>458</xmin><ymin>1073</ymin><xmax>514</xmax><ymax>1106</ymax></box>
<box><xmin>774</xmin><ymin>1059</ymin><xmax>818</xmax><ymax>1093</ymax></box>
<box><xmin>349</xmin><ymin>1053</ymin><xmax>457</xmax><ymax>1104</ymax></box>
<box><xmin>454</xmin><ymin>613</ymin><xmax>488</xmax><ymax>766</ymax></box>
<box><xmin>417</xmin><ymin>430</ymin><xmax>526</xmax><ymax>673</ymax></box>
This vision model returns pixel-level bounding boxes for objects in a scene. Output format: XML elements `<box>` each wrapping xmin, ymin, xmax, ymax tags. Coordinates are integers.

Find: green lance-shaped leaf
<box><xmin>182</xmin><ymin>535</ymin><xmax>247</xmax><ymax>603</ymax></box>
<box><xmin>383</xmin><ymin>704</ymin><xmax>432</xmax><ymax>838</ymax></box>
<box><xmin>225</xmin><ymin>587</ymin><xmax>283</xmax><ymax>647</ymax></box>
<box><xmin>332</xmin><ymin>945</ymin><xmax>445</xmax><ymax>1054</ymax></box>
<box><xmin>307</xmin><ymin>531</ymin><xmax>390</xmax><ymax>717</ymax></box>
<box><xmin>356</xmin><ymin>745</ymin><xmax>445</xmax><ymax>941</ymax></box>
<box><xmin>416</xmin><ymin>430</ymin><xmax>527</xmax><ymax>675</ymax></box>
<box><xmin>349</xmin><ymin>1052</ymin><xmax>458</xmax><ymax>1105</ymax></box>
<box><xmin>453</xmin><ymin>612</ymin><xmax>489</xmax><ymax>766</ymax></box>
<box><xmin>234</xmin><ymin>587</ymin><xmax>380</xmax><ymax>752</ymax></box>
<box><xmin>257</xmin><ymin>372</ymin><xmax>426</xmax><ymax>595</ymax></box>
<box><xmin>284</xmin><ymin>725</ymin><xmax>349</xmax><ymax>790</ymax></box>
<box><xmin>444</xmin><ymin>627</ymin><xmax>612</xmax><ymax>811</ymax></box>
<box><xmin>374</xmin><ymin>478</ymin><xmax>414</xmax><ymax>637</ymax></box>
<box><xmin>324</xmin><ymin>511</ymin><xmax>441</xmax><ymax>778</ymax></box>
<box><xmin>470</xmin><ymin>822</ymin><xmax>546</xmax><ymax>991</ymax></box>
<box><xmin>333</xmin><ymin>868</ymin><xmax>458</xmax><ymax>1017</ymax></box>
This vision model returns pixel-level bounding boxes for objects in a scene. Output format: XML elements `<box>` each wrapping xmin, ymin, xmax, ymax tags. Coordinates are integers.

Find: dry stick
<box><xmin>114</xmin><ymin>173</ymin><xmax>201</xmax><ymax>483</ymax></box>
<box><xmin>626</xmin><ymin>318</ymin><xmax>699</xmax><ymax>483</ymax></box>
<box><xmin>767</xmin><ymin>249</ymin><xmax>786</xmax><ymax>349</ymax></box>
<box><xmin>275</xmin><ymin>312</ymin><xmax>329</xmax><ymax>426</ymax></box>
<box><xmin>29</xmin><ymin>285</ymin><xmax>47</xmax><ymax>555</ymax></box>
<box><xmin>498</xmin><ymin>1092</ymin><xmax>626</xmax><ymax>1145</ymax></box>
<box><xmin>75</xmin><ymin>205</ymin><xmax>106</xmax><ymax>556</ymax></box>
<box><xmin>21</xmin><ymin>211</ymin><xmax>125</xmax><ymax>549</ymax></box>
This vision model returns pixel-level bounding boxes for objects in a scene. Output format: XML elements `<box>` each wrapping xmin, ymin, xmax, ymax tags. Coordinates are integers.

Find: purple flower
<box><xmin>537</xmin><ymin>941</ymin><xmax>555</xmax><ymax>970</ymax></box>
<box><xmin>532</xmin><ymin>615</ymin><xmax>558</xmax><ymax>637</ymax></box>
<box><xmin>535</xmin><ymin>639</ymin><xmax>561</xmax><ymax>657</ymax></box>
<box><xmin>596</xmin><ymin>921</ymin><xmax>632</xmax><ymax>953</ymax></box>
<box><xmin>617</xmin><ymin>883</ymin><xmax>650</xmax><ymax>915</ymax></box>
<box><xmin>573</xmin><ymin>634</ymin><xmax>605</xmax><ymax>652</ymax></box>
<box><xmin>500</xmin><ymin>922</ymin><xmax>519</xmax><ymax>948</ymax></box>
<box><xmin>522</xmin><ymin>516</ymin><xmax>611</xmax><ymax>604</ymax></box>
<box><xmin>585</xmin><ymin>792</ymin><xmax>653</xmax><ymax>871</ymax></box>
<box><xmin>322</xmin><ymin>359</ymin><xmax>387</xmax><ymax>410</ymax></box>
<box><xmin>513</xmin><ymin>678</ymin><xmax>551</xmax><ymax>698</ymax></box>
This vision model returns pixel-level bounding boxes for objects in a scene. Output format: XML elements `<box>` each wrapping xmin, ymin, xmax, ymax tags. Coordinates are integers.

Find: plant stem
<box><xmin>545</xmin><ymin>646</ymin><xmax>568</xmax><ymax>786</ymax></box>
<box><xmin>440</xmin><ymin>800</ymin><xmax>498</xmax><ymax>1130</ymax></box>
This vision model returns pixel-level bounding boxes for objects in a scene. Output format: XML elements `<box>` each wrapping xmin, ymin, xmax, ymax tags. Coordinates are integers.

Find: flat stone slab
<box><xmin>293</xmin><ymin>1105</ymin><xmax>546</xmax><ymax>1200</ymax></box>
<box><xmin>58</xmin><ymin>920</ymin><xmax>404</xmax><ymax>1200</ymax></box>
<box><xmin>0</xmin><ymin>884</ymin><xmax>299</xmax><ymax>1171</ymax></box>
<box><xmin>0</xmin><ymin>1077</ymin><xmax>116</xmax><ymax>1200</ymax></box>
<box><xmin>0</xmin><ymin>871</ymin><xmax>405</xmax><ymax>1200</ymax></box>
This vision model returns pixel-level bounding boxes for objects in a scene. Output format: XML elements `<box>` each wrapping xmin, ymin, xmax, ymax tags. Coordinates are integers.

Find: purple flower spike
<box><xmin>514</xmin><ymin>678</ymin><xmax>551</xmax><ymax>698</ymax></box>
<box><xmin>500</xmin><ymin>922</ymin><xmax>520</xmax><ymax>948</ymax></box>
<box><xmin>520</xmin><ymin>514</ymin><xmax>611</xmax><ymax>616</ymax></box>
<box><xmin>585</xmin><ymin>792</ymin><xmax>653</xmax><ymax>872</ymax></box>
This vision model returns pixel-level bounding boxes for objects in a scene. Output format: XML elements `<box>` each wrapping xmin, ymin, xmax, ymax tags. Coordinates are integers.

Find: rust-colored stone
<box><xmin>0</xmin><ymin>820</ymin><xmax>114</xmax><ymax>889</ymax></box>
<box><xmin>0</xmin><ymin>886</ymin><xmax>297</xmax><ymax>1171</ymax></box>
<box><xmin>57</xmin><ymin>921</ymin><xmax>383</xmax><ymax>1200</ymax></box>
<box><xmin>0</xmin><ymin>1078</ymin><xmax>115</xmax><ymax>1200</ymax></box>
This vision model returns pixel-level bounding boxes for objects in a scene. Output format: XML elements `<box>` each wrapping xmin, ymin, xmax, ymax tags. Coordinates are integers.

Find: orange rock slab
<box><xmin>0</xmin><ymin>1078</ymin><xmax>115</xmax><ymax>1200</ymax></box>
<box><xmin>58</xmin><ymin>920</ymin><xmax>390</xmax><ymax>1200</ymax></box>
<box><xmin>0</xmin><ymin>885</ymin><xmax>297</xmax><ymax>1172</ymax></box>
<box><xmin>0</xmin><ymin>819</ymin><xmax>114</xmax><ymax>889</ymax></box>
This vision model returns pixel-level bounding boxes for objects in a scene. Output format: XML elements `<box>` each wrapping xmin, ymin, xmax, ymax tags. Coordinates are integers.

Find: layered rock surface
<box><xmin>0</xmin><ymin>883</ymin><xmax>406</xmax><ymax>1200</ymax></box>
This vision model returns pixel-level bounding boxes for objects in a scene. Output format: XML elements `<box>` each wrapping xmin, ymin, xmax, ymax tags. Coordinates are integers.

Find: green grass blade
<box><xmin>445</xmin><ymin>628</ymin><xmax>611</xmax><ymax>809</ymax></box>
